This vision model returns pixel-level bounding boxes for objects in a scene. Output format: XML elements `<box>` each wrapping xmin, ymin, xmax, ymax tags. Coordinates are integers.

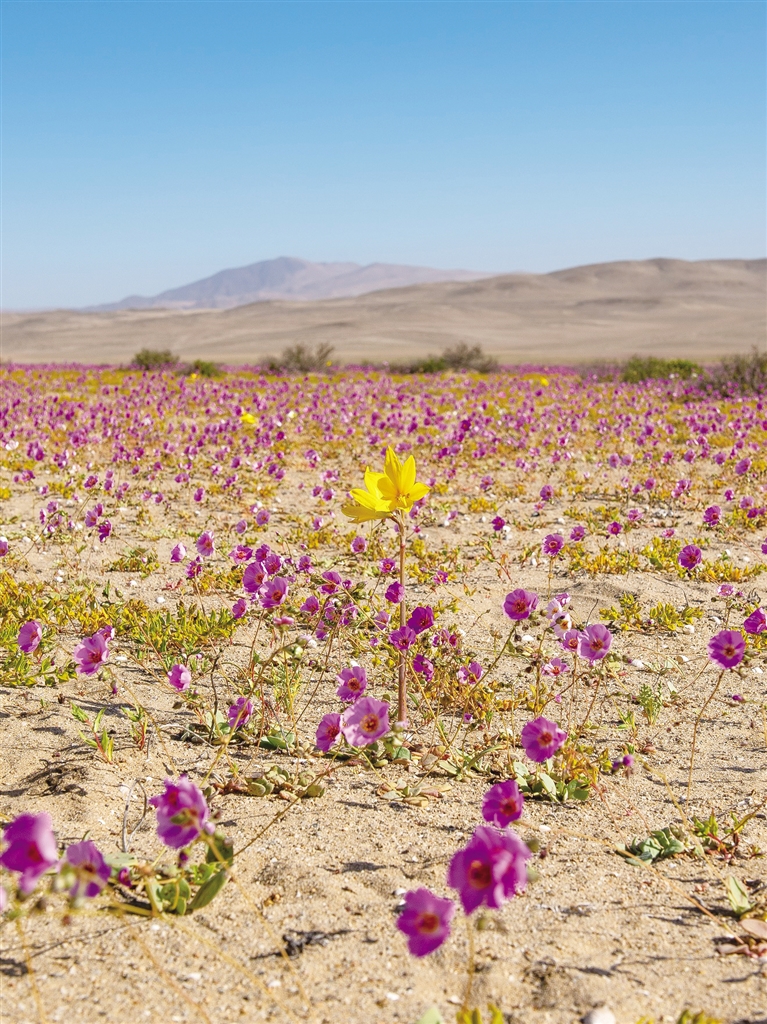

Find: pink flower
<box><xmin>678</xmin><ymin>544</ymin><xmax>702</xmax><ymax>571</ymax></box>
<box><xmin>492</xmin><ymin>516</ymin><xmax>506</xmax><ymax>532</ymax></box>
<box><xmin>388</xmin><ymin>626</ymin><xmax>416</xmax><ymax>652</ymax></box>
<box><xmin>520</xmin><ymin>716</ymin><xmax>567</xmax><ymax>762</ymax></box>
<box><xmin>227</xmin><ymin>697</ymin><xmax>253</xmax><ymax>730</ymax></box>
<box><xmin>703</xmin><ymin>505</ymin><xmax>721</xmax><ymax>526</ymax></box>
<box><xmin>97</xmin><ymin>520</ymin><xmax>112</xmax><ymax>543</ymax></box>
<box><xmin>396</xmin><ymin>888</ymin><xmax>455</xmax><ymax>957</ymax></box>
<box><xmin>351</xmin><ymin>535</ymin><xmax>367</xmax><ymax>553</ymax></box>
<box><xmin>196</xmin><ymin>531</ymin><xmax>215</xmax><ymax>558</ymax></box>
<box><xmin>407</xmin><ymin>606</ymin><xmax>434</xmax><ymax>634</ymax></box>
<box><xmin>447</xmin><ymin>825</ymin><xmax>530</xmax><ymax>914</ymax></box>
<box><xmin>17</xmin><ymin>620</ymin><xmax>42</xmax><ymax>654</ymax></box>
<box><xmin>0</xmin><ymin>812</ymin><xmax>58</xmax><ymax>893</ymax></box>
<box><xmin>569</xmin><ymin>525</ymin><xmax>586</xmax><ymax>541</ymax></box>
<box><xmin>385</xmin><ymin>582</ymin><xmax>404</xmax><ymax>604</ymax></box>
<box><xmin>542</xmin><ymin>533</ymin><xmax>564</xmax><ymax>557</ymax></box>
<box><xmin>577</xmin><ymin>624</ymin><xmax>612</xmax><ymax>662</ymax></box>
<box><xmin>743</xmin><ymin>608</ymin><xmax>766</xmax><ymax>635</ymax></box>
<box><xmin>342</xmin><ymin>696</ymin><xmax>390</xmax><ymax>746</ymax></box>
<box><xmin>315</xmin><ymin>713</ymin><xmax>342</xmax><ymax>752</ymax></box>
<box><xmin>0</xmin><ymin>537</ymin><xmax>8</xmax><ymax>557</ymax></box>
<box><xmin>379</xmin><ymin>558</ymin><xmax>396</xmax><ymax>574</ymax></box>
<box><xmin>73</xmin><ymin>631</ymin><xmax>109</xmax><ymax>675</ymax></box>
<box><xmin>482</xmin><ymin>780</ymin><xmax>524</xmax><ymax>827</ymax></box>
<box><xmin>255</xmin><ymin>508</ymin><xmax>270</xmax><ymax>526</ymax></box>
<box><xmin>258</xmin><ymin>576</ymin><xmax>289</xmax><ymax>608</ymax></box>
<box><xmin>64</xmin><ymin>840</ymin><xmax>111</xmax><ymax>900</ymax></box>
<box><xmin>243</xmin><ymin>561</ymin><xmax>266</xmax><ymax>592</ymax></box>
<box><xmin>231</xmin><ymin>598</ymin><xmax>248</xmax><ymax>620</ymax></box>
<box><xmin>457</xmin><ymin>660</ymin><xmax>483</xmax><ymax>684</ymax></box>
<box><xmin>560</xmin><ymin>629</ymin><xmax>580</xmax><ymax>653</ymax></box>
<box><xmin>707</xmin><ymin>629</ymin><xmax>745</xmax><ymax>669</ymax></box>
<box><xmin>336</xmin><ymin>666</ymin><xmax>368</xmax><ymax>702</ymax></box>
<box><xmin>503</xmin><ymin>589</ymin><xmax>538</xmax><ymax>620</ymax></box>
<box><xmin>149</xmin><ymin>777</ymin><xmax>209</xmax><ymax>849</ymax></box>
<box><xmin>606</xmin><ymin>521</ymin><xmax>622</xmax><ymax>536</ymax></box>
<box><xmin>229</xmin><ymin>544</ymin><xmax>253</xmax><ymax>564</ymax></box>
<box><xmin>167</xmin><ymin>664</ymin><xmax>191</xmax><ymax>692</ymax></box>
<box><xmin>542</xmin><ymin>656</ymin><xmax>569</xmax><ymax>677</ymax></box>
<box><xmin>735</xmin><ymin>458</ymin><xmax>751</xmax><ymax>476</ymax></box>
<box><xmin>170</xmin><ymin>542</ymin><xmax>186</xmax><ymax>562</ymax></box>
<box><xmin>539</xmin><ymin>484</ymin><xmax>553</xmax><ymax>502</ymax></box>
<box><xmin>193</xmin><ymin>487</ymin><xmax>205</xmax><ymax>502</ymax></box>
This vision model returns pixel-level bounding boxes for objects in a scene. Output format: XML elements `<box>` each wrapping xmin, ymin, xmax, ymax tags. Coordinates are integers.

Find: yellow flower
<box><xmin>241</xmin><ymin>412</ymin><xmax>256</xmax><ymax>425</ymax></box>
<box><xmin>342</xmin><ymin>448</ymin><xmax>429</xmax><ymax>522</ymax></box>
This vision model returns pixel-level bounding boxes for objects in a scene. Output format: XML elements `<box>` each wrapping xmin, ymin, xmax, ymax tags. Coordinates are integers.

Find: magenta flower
<box><xmin>407</xmin><ymin>605</ymin><xmax>434</xmax><ymax>634</ymax></box>
<box><xmin>227</xmin><ymin>697</ymin><xmax>253</xmax><ymax>730</ymax></box>
<box><xmin>577</xmin><ymin>624</ymin><xmax>612</xmax><ymax>662</ymax></box>
<box><xmin>569</xmin><ymin>524</ymin><xmax>586</xmax><ymax>541</ymax></box>
<box><xmin>315</xmin><ymin>713</ymin><xmax>343</xmax><ymax>752</ymax></box>
<box><xmin>492</xmin><ymin>516</ymin><xmax>506</xmax><ymax>532</ymax></box>
<box><xmin>560</xmin><ymin>629</ymin><xmax>580</xmax><ymax>653</ymax></box>
<box><xmin>678</xmin><ymin>544</ymin><xmax>702</xmax><ymax>571</ymax></box>
<box><xmin>167</xmin><ymin>664</ymin><xmax>191</xmax><ymax>692</ymax></box>
<box><xmin>707</xmin><ymin>629</ymin><xmax>745</xmax><ymax>669</ymax></box>
<box><xmin>149</xmin><ymin>777</ymin><xmax>209</xmax><ymax>849</ymax></box>
<box><xmin>97</xmin><ymin>520</ymin><xmax>112</xmax><ymax>543</ymax></box>
<box><xmin>73</xmin><ymin>631</ymin><xmax>109</xmax><ymax>675</ymax></box>
<box><xmin>0</xmin><ymin>537</ymin><xmax>9</xmax><ymax>557</ymax></box>
<box><xmin>396</xmin><ymin>888</ymin><xmax>455</xmax><ymax>957</ymax></box>
<box><xmin>743</xmin><ymin>608</ymin><xmax>766</xmax><ymax>635</ymax></box>
<box><xmin>379</xmin><ymin>557</ymin><xmax>396</xmax><ymax>574</ymax></box>
<box><xmin>735</xmin><ymin>458</ymin><xmax>751</xmax><ymax>476</ymax></box>
<box><xmin>342</xmin><ymin>696</ymin><xmax>390</xmax><ymax>746</ymax></box>
<box><xmin>626</xmin><ymin>508</ymin><xmax>643</xmax><ymax>523</ymax></box>
<box><xmin>231</xmin><ymin>598</ymin><xmax>248</xmax><ymax>620</ymax></box>
<box><xmin>170</xmin><ymin>542</ymin><xmax>186</xmax><ymax>563</ymax></box>
<box><xmin>17</xmin><ymin>620</ymin><xmax>42</xmax><ymax>654</ymax></box>
<box><xmin>385</xmin><ymin>582</ymin><xmax>405</xmax><ymax>604</ymax></box>
<box><xmin>351</xmin><ymin>535</ymin><xmax>367</xmax><ymax>553</ymax></box>
<box><xmin>336</xmin><ymin>666</ymin><xmax>368</xmax><ymax>702</ymax></box>
<box><xmin>539</xmin><ymin>484</ymin><xmax>553</xmax><ymax>502</ymax></box>
<box><xmin>542</xmin><ymin>533</ymin><xmax>564</xmax><ymax>557</ymax></box>
<box><xmin>606</xmin><ymin>521</ymin><xmax>622</xmax><ymax>536</ymax></box>
<box><xmin>389</xmin><ymin>626</ymin><xmax>416</xmax><ymax>652</ymax></box>
<box><xmin>447</xmin><ymin>825</ymin><xmax>530</xmax><ymax>914</ymax></box>
<box><xmin>412</xmin><ymin>653</ymin><xmax>434</xmax><ymax>680</ymax></box>
<box><xmin>255</xmin><ymin>508</ymin><xmax>270</xmax><ymax>526</ymax></box>
<box><xmin>503</xmin><ymin>588</ymin><xmax>538</xmax><ymax>621</ymax></box>
<box><xmin>520</xmin><ymin>716</ymin><xmax>567</xmax><ymax>762</ymax></box>
<box><xmin>542</xmin><ymin>656</ymin><xmax>569</xmax><ymax>677</ymax></box>
<box><xmin>243</xmin><ymin>561</ymin><xmax>266</xmax><ymax>592</ymax></box>
<box><xmin>703</xmin><ymin>505</ymin><xmax>721</xmax><ymax>526</ymax></box>
<box><xmin>482</xmin><ymin>780</ymin><xmax>524</xmax><ymax>827</ymax></box>
<box><xmin>193</xmin><ymin>487</ymin><xmax>205</xmax><ymax>502</ymax></box>
<box><xmin>196</xmin><ymin>531</ymin><xmax>215</xmax><ymax>558</ymax></box>
<box><xmin>64</xmin><ymin>840</ymin><xmax>111</xmax><ymax>900</ymax></box>
<box><xmin>0</xmin><ymin>813</ymin><xmax>58</xmax><ymax>893</ymax></box>
<box><xmin>229</xmin><ymin>544</ymin><xmax>253</xmax><ymax>564</ymax></box>
<box><xmin>457</xmin><ymin>660</ymin><xmax>483</xmax><ymax>684</ymax></box>
<box><xmin>258</xmin><ymin>576</ymin><xmax>289</xmax><ymax>608</ymax></box>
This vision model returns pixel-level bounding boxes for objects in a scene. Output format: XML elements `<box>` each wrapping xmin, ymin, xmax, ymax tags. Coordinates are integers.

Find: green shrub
<box><xmin>620</xmin><ymin>356</ymin><xmax>700</xmax><ymax>383</ymax></box>
<box><xmin>132</xmin><ymin>349</ymin><xmax>178</xmax><ymax>371</ymax></box>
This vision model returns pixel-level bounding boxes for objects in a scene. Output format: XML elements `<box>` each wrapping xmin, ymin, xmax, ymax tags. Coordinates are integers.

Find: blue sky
<box><xmin>2</xmin><ymin>1</ymin><xmax>765</xmax><ymax>308</ymax></box>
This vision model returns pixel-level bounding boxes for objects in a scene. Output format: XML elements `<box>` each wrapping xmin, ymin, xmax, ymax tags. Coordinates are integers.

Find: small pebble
<box><xmin>582</xmin><ymin>1009</ymin><xmax>616</xmax><ymax>1024</ymax></box>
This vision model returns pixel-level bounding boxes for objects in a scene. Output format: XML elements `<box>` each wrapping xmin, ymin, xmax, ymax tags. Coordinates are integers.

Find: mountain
<box><xmin>7</xmin><ymin>257</ymin><xmax>764</xmax><ymax>367</ymax></box>
<box><xmin>88</xmin><ymin>256</ymin><xmax>491</xmax><ymax>311</ymax></box>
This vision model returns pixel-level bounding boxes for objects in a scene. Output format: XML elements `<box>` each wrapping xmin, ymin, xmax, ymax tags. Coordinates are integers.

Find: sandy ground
<box><xmin>1</xmin><ymin>454</ymin><xmax>766</xmax><ymax>1024</ymax></box>
<box><xmin>2</xmin><ymin>258</ymin><xmax>765</xmax><ymax>367</ymax></box>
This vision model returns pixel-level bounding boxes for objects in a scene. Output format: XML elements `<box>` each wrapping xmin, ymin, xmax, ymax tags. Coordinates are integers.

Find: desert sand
<box><xmin>2</xmin><ymin>258</ymin><xmax>765</xmax><ymax>366</ymax></box>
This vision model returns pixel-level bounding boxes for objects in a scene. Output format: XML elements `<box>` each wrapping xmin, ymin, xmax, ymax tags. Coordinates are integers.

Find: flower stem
<box><xmin>397</xmin><ymin>512</ymin><xmax>407</xmax><ymax>725</ymax></box>
<box><xmin>686</xmin><ymin>668</ymin><xmax>725</xmax><ymax>806</ymax></box>
<box><xmin>461</xmin><ymin>913</ymin><xmax>476</xmax><ymax>1013</ymax></box>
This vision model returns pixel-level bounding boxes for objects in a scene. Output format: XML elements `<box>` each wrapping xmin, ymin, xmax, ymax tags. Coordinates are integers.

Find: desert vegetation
<box><xmin>0</xmin><ymin>362</ymin><xmax>765</xmax><ymax>1023</ymax></box>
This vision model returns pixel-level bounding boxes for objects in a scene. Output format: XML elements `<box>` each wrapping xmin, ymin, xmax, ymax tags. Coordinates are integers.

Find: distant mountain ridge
<box><xmin>87</xmin><ymin>256</ymin><xmax>492</xmax><ymax>311</ymax></box>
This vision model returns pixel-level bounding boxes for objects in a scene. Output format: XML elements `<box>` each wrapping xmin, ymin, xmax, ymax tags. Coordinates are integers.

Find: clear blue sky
<box><xmin>2</xmin><ymin>0</ymin><xmax>765</xmax><ymax>308</ymax></box>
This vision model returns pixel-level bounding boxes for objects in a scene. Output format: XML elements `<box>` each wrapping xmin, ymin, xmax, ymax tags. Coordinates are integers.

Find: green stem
<box><xmin>397</xmin><ymin>512</ymin><xmax>407</xmax><ymax>725</ymax></box>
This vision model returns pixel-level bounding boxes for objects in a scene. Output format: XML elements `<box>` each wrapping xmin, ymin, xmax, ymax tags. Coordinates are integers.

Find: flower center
<box><xmin>468</xmin><ymin>859</ymin><xmax>491</xmax><ymax>888</ymax></box>
<box><xmin>539</xmin><ymin>730</ymin><xmax>553</xmax><ymax>745</ymax></box>
<box><xmin>361</xmin><ymin>714</ymin><xmax>379</xmax><ymax>733</ymax></box>
<box><xmin>417</xmin><ymin>912</ymin><xmax>440</xmax><ymax>935</ymax></box>
<box><xmin>723</xmin><ymin>644</ymin><xmax>735</xmax><ymax>658</ymax></box>
<box><xmin>500</xmin><ymin>798</ymin><xmax>519</xmax><ymax>817</ymax></box>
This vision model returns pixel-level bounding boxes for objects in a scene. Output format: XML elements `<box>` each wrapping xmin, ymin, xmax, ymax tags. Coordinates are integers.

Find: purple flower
<box><xmin>193</xmin><ymin>487</ymin><xmax>205</xmax><ymax>502</ymax></box>
<box><xmin>396</xmin><ymin>888</ymin><xmax>455</xmax><ymax>957</ymax></box>
<box><xmin>232</xmin><ymin>598</ymin><xmax>248</xmax><ymax>620</ymax></box>
<box><xmin>186</xmin><ymin>556</ymin><xmax>203</xmax><ymax>579</ymax></box>
<box><xmin>167</xmin><ymin>664</ymin><xmax>191</xmax><ymax>692</ymax></box>
<box><xmin>229</xmin><ymin>544</ymin><xmax>253</xmax><ymax>565</ymax></box>
<box><xmin>258</xmin><ymin>576</ymin><xmax>289</xmax><ymax>608</ymax></box>
<box><xmin>351</xmin><ymin>535</ymin><xmax>367</xmax><ymax>553</ymax></box>
<box><xmin>542</xmin><ymin>656</ymin><xmax>569</xmax><ymax>677</ymax></box>
<box><xmin>718</xmin><ymin>583</ymin><xmax>735</xmax><ymax>597</ymax></box>
<box><xmin>482</xmin><ymin>780</ymin><xmax>524</xmax><ymax>828</ymax></box>
<box><xmin>607</xmin><ymin>521</ymin><xmax>622</xmax><ymax>536</ymax></box>
<box><xmin>243</xmin><ymin>561</ymin><xmax>266</xmax><ymax>592</ymax></box>
<box><xmin>73</xmin><ymin>631</ymin><xmax>109</xmax><ymax>675</ymax></box>
<box><xmin>539</xmin><ymin>484</ymin><xmax>553</xmax><ymax>502</ymax></box>
<box><xmin>97</xmin><ymin>520</ymin><xmax>112</xmax><ymax>543</ymax></box>
<box><xmin>336</xmin><ymin>666</ymin><xmax>368</xmax><ymax>701</ymax></box>
<box><xmin>577</xmin><ymin>624</ymin><xmax>612</xmax><ymax>663</ymax></box>
<box><xmin>457</xmin><ymin>660</ymin><xmax>483</xmax><ymax>684</ymax></box>
<box><xmin>263</xmin><ymin>552</ymin><xmax>282</xmax><ymax>575</ymax></box>
<box><xmin>503</xmin><ymin>588</ymin><xmax>538</xmax><ymax>621</ymax></box>
<box><xmin>703</xmin><ymin>505</ymin><xmax>721</xmax><ymax>526</ymax></box>
<box><xmin>227</xmin><ymin>697</ymin><xmax>253</xmax><ymax>730</ymax></box>
<box><xmin>735</xmin><ymin>458</ymin><xmax>751</xmax><ymax>476</ymax></box>
<box><xmin>542</xmin><ymin>533</ymin><xmax>564</xmax><ymax>557</ymax></box>
<box><xmin>342</xmin><ymin>696</ymin><xmax>390</xmax><ymax>746</ymax></box>
<box><xmin>626</xmin><ymin>508</ymin><xmax>643</xmax><ymax>523</ymax></box>
<box><xmin>149</xmin><ymin>777</ymin><xmax>209</xmax><ymax>849</ymax></box>
<box><xmin>560</xmin><ymin>629</ymin><xmax>580</xmax><ymax>653</ymax></box>
<box><xmin>447</xmin><ymin>825</ymin><xmax>530</xmax><ymax>914</ymax></box>
<box><xmin>170</xmin><ymin>542</ymin><xmax>186</xmax><ymax>563</ymax></box>
<box><xmin>18</xmin><ymin>620</ymin><xmax>42</xmax><ymax>654</ymax></box>
<box><xmin>0</xmin><ymin>813</ymin><xmax>59</xmax><ymax>894</ymax></box>
<box><xmin>235</xmin><ymin>518</ymin><xmax>248</xmax><ymax>535</ymax></box>
<box><xmin>64</xmin><ymin>840</ymin><xmax>111</xmax><ymax>900</ymax></box>
<box><xmin>0</xmin><ymin>537</ymin><xmax>8</xmax><ymax>557</ymax></box>
<box><xmin>412</xmin><ymin>653</ymin><xmax>434</xmax><ymax>680</ymax></box>
<box><xmin>255</xmin><ymin>508</ymin><xmax>270</xmax><ymax>526</ymax></box>
<box><xmin>569</xmin><ymin>525</ymin><xmax>586</xmax><ymax>542</ymax></box>
<box><xmin>389</xmin><ymin>626</ymin><xmax>416</xmax><ymax>652</ymax></box>
<box><xmin>407</xmin><ymin>605</ymin><xmax>434</xmax><ymax>635</ymax></box>
<box><xmin>743</xmin><ymin>608</ymin><xmax>766</xmax><ymax>635</ymax></box>
<box><xmin>379</xmin><ymin>558</ymin><xmax>396</xmax><ymax>574</ymax></box>
<box><xmin>520</xmin><ymin>716</ymin><xmax>567</xmax><ymax>762</ymax></box>
<box><xmin>315</xmin><ymin>713</ymin><xmax>343</xmax><ymax>752</ymax></box>
<box><xmin>385</xmin><ymin>582</ymin><xmax>405</xmax><ymax>604</ymax></box>
<box><xmin>491</xmin><ymin>516</ymin><xmax>506</xmax><ymax>532</ymax></box>
<box><xmin>196</xmin><ymin>531</ymin><xmax>215</xmax><ymax>558</ymax></box>
<box><xmin>707</xmin><ymin>629</ymin><xmax>745</xmax><ymax>669</ymax></box>
<box><xmin>678</xmin><ymin>544</ymin><xmax>702</xmax><ymax>571</ymax></box>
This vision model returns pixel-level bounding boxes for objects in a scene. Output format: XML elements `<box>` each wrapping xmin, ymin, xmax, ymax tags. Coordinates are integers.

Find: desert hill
<box><xmin>3</xmin><ymin>257</ymin><xmax>764</xmax><ymax>366</ymax></box>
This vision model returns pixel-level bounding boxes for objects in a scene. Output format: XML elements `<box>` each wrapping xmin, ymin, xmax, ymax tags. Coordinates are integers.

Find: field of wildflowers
<box><xmin>0</xmin><ymin>364</ymin><xmax>765</xmax><ymax>1024</ymax></box>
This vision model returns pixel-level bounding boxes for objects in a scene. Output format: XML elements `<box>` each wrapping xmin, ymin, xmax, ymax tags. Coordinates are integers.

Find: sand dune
<box><xmin>3</xmin><ymin>257</ymin><xmax>764</xmax><ymax>366</ymax></box>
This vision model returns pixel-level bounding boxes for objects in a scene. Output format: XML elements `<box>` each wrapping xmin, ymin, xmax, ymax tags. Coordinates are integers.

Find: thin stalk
<box><xmin>461</xmin><ymin>913</ymin><xmax>476</xmax><ymax>1013</ymax></box>
<box><xmin>686</xmin><ymin>668</ymin><xmax>726</xmax><ymax>806</ymax></box>
<box><xmin>397</xmin><ymin>512</ymin><xmax>407</xmax><ymax>725</ymax></box>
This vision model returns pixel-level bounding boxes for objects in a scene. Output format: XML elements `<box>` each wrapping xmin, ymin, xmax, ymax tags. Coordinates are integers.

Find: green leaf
<box><xmin>205</xmin><ymin>833</ymin><xmax>234</xmax><ymax>867</ymax></box>
<box><xmin>71</xmin><ymin>702</ymin><xmax>90</xmax><ymax>724</ymax></box>
<box><xmin>189</xmin><ymin>868</ymin><xmax>228</xmax><ymax>910</ymax></box>
<box><xmin>414</xmin><ymin>1010</ymin><xmax>443</xmax><ymax>1024</ymax></box>
<box><xmin>725</xmin><ymin>875</ymin><xmax>752</xmax><ymax>917</ymax></box>
<box><xmin>538</xmin><ymin>773</ymin><xmax>557</xmax><ymax>798</ymax></box>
